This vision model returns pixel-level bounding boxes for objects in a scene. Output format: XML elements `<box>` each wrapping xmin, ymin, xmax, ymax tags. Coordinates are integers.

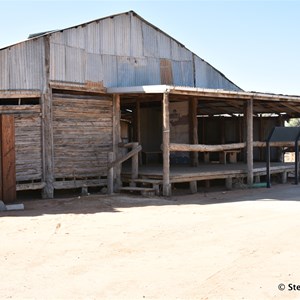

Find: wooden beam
<box><xmin>283</xmin><ymin>102</ymin><xmax>300</xmax><ymax>114</ymax></box>
<box><xmin>16</xmin><ymin>182</ymin><xmax>46</xmax><ymax>191</ymax></box>
<box><xmin>42</xmin><ymin>36</ymin><xmax>54</xmax><ymax>199</ymax></box>
<box><xmin>108</xmin><ymin>145</ymin><xmax>142</xmax><ymax>169</ymax></box>
<box><xmin>189</xmin><ymin>98</ymin><xmax>198</xmax><ymax>166</ymax></box>
<box><xmin>170</xmin><ymin>142</ymin><xmax>245</xmax><ymax>152</ymax></box>
<box><xmin>50</xmin><ymin>81</ymin><xmax>106</xmax><ymax>94</ymax></box>
<box><xmin>0</xmin><ymin>90</ymin><xmax>41</xmax><ymax>99</ymax></box>
<box><xmin>246</xmin><ymin>99</ymin><xmax>253</xmax><ymax>186</ymax></box>
<box><xmin>162</xmin><ymin>92</ymin><xmax>171</xmax><ymax>196</ymax></box>
<box><xmin>0</xmin><ymin>115</ymin><xmax>16</xmax><ymax>203</ymax></box>
<box><xmin>170</xmin><ymin>141</ymin><xmax>298</xmax><ymax>152</ymax></box>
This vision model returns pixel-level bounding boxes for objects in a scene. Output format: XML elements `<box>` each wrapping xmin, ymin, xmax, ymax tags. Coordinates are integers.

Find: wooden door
<box><xmin>0</xmin><ymin>114</ymin><xmax>16</xmax><ymax>203</ymax></box>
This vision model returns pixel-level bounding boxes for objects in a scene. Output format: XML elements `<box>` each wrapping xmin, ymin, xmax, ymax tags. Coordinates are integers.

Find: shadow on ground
<box><xmin>2</xmin><ymin>182</ymin><xmax>300</xmax><ymax>218</ymax></box>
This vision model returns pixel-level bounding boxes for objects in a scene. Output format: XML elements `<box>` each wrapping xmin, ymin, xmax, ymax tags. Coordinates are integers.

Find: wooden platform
<box><xmin>122</xmin><ymin>162</ymin><xmax>294</xmax><ymax>193</ymax></box>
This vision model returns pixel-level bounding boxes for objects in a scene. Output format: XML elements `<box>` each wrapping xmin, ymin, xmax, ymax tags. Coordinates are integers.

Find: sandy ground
<box><xmin>1</xmin><ymin>184</ymin><xmax>300</xmax><ymax>300</ymax></box>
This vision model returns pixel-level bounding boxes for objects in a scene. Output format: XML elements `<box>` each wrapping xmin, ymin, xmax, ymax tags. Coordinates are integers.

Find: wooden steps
<box><xmin>119</xmin><ymin>186</ymin><xmax>156</xmax><ymax>196</ymax></box>
<box><xmin>119</xmin><ymin>178</ymin><xmax>162</xmax><ymax>196</ymax></box>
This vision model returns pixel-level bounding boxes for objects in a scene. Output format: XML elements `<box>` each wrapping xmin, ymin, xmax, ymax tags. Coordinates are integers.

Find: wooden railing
<box><xmin>169</xmin><ymin>141</ymin><xmax>300</xmax><ymax>153</ymax></box>
<box><xmin>107</xmin><ymin>142</ymin><xmax>142</xmax><ymax>194</ymax></box>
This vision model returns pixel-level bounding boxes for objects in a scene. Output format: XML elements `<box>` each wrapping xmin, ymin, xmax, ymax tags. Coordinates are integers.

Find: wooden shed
<box><xmin>0</xmin><ymin>11</ymin><xmax>299</xmax><ymax>201</ymax></box>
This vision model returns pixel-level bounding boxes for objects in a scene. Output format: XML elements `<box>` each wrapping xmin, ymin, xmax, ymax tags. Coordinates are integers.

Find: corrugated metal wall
<box><xmin>0</xmin><ymin>12</ymin><xmax>240</xmax><ymax>91</ymax></box>
<box><xmin>0</xmin><ymin>39</ymin><xmax>45</xmax><ymax>90</ymax></box>
<box><xmin>194</xmin><ymin>56</ymin><xmax>240</xmax><ymax>91</ymax></box>
<box><xmin>49</xmin><ymin>12</ymin><xmax>240</xmax><ymax>90</ymax></box>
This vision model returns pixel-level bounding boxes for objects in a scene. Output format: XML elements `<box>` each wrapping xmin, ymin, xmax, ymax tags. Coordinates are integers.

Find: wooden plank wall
<box><xmin>52</xmin><ymin>93</ymin><xmax>113</xmax><ymax>181</ymax></box>
<box><xmin>0</xmin><ymin>106</ymin><xmax>42</xmax><ymax>183</ymax></box>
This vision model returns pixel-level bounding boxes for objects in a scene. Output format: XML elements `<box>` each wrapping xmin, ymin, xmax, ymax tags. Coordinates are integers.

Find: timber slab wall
<box><xmin>52</xmin><ymin>92</ymin><xmax>113</xmax><ymax>190</ymax></box>
<box><xmin>0</xmin><ymin>105</ymin><xmax>43</xmax><ymax>190</ymax></box>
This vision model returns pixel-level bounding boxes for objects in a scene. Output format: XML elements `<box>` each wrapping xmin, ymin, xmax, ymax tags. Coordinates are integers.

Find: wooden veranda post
<box><xmin>42</xmin><ymin>36</ymin><xmax>54</xmax><ymax>198</ymax></box>
<box><xmin>246</xmin><ymin>98</ymin><xmax>253</xmax><ymax>186</ymax></box>
<box><xmin>113</xmin><ymin>94</ymin><xmax>121</xmax><ymax>191</ymax></box>
<box><xmin>189</xmin><ymin>98</ymin><xmax>198</xmax><ymax>167</ymax></box>
<box><xmin>162</xmin><ymin>92</ymin><xmax>171</xmax><ymax>196</ymax></box>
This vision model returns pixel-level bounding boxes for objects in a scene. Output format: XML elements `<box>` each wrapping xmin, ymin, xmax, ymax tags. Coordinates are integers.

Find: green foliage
<box><xmin>287</xmin><ymin>118</ymin><xmax>300</xmax><ymax>127</ymax></box>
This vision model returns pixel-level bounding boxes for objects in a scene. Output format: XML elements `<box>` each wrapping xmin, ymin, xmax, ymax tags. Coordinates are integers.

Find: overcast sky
<box><xmin>1</xmin><ymin>0</ymin><xmax>299</xmax><ymax>95</ymax></box>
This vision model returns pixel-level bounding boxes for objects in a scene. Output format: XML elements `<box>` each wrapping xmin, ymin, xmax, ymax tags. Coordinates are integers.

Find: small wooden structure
<box><xmin>107</xmin><ymin>86</ymin><xmax>300</xmax><ymax>196</ymax></box>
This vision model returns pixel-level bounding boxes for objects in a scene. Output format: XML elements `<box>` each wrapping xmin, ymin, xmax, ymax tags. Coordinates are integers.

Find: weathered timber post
<box><xmin>42</xmin><ymin>36</ymin><xmax>54</xmax><ymax>198</ymax></box>
<box><xmin>135</xmin><ymin>99</ymin><xmax>142</xmax><ymax>165</ymax></box>
<box><xmin>113</xmin><ymin>94</ymin><xmax>121</xmax><ymax>191</ymax></box>
<box><xmin>131</xmin><ymin>142</ymin><xmax>139</xmax><ymax>186</ymax></box>
<box><xmin>162</xmin><ymin>92</ymin><xmax>171</xmax><ymax>196</ymax></box>
<box><xmin>246</xmin><ymin>98</ymin><xmax>253</xmax><ymax>186</ymax></box>
<box><xmin>189</xmin><ymin>98</ymin><xmax>198</xmax><ymax>167</ymax></box>
<box><xmin>107</xmin><ymin>152</ymin><xmax>115</xmax><ymax>194</ymax></box>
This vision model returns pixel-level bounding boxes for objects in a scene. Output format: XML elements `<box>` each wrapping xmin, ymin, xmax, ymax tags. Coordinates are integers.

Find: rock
<box><xmin>0</xmin><ymin>201</ymin><xmax>7</xmax><ymax>211</ymax></box>
<box><xmin>6</xmin><ymin>203</ymin><xmax>24</xmax><ymax>211</ymax></box>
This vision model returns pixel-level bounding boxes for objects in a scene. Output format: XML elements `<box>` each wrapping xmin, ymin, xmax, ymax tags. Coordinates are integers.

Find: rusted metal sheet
<box><xmin>160</xmin><ymin>59</ymin><xmax>173</xmax><ymax>85</ymax></box>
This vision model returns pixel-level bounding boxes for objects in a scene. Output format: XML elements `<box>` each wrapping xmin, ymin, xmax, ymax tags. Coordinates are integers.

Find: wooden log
<box><xmin>253</xmin><ymin>141</ymin><xmax>300</xmax><ymax>148</ymax></box>
<box><xmin>53</xmin><ymin>179</ymin><xmax>107</xmax><ymax>189</ymax></box>
<box><xmin>0</xmin><ymin>115</ymin><xmax>16</xmax><ymax>203</ymax></box>
<box><xmin>16</xmin><ymin>182</ymin><xmax>46</xmax><ymax>191</ymax></box>
<box><xmin>246</xmin><ymin>99</ymin><xmax>253</xmax><ymax>186</ymax></box>
<box><xmin>162</xmin><ymin>92</ymin><xmax>171</xmax><ymax>196</ymax></box>
<box><xmin>170</xmin><ymin>141</ymin><xmax>298</xmax><ymax>153</ymax></box>
<box><xmin>170</xmin><ymin>142</ymin><xmax>245</xmax><ymax>152</ymax></box>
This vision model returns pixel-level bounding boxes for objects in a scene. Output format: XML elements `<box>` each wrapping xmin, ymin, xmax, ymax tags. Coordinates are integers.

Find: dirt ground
<box><xmin>1</xmin><ymin>184</ymin><xmax>300</xmax><ymax>300</ymax></box>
